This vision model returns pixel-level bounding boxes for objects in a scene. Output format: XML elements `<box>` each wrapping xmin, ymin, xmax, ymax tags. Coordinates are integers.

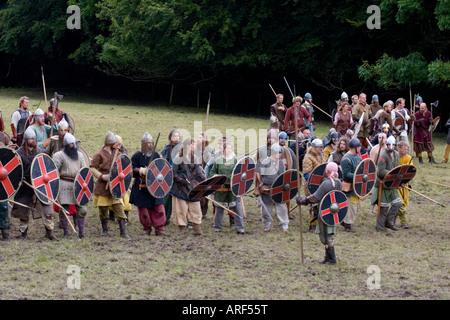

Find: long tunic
<box><xmin>413</xmin><ymin>110</ymin><xmax>434</xmax><ymax>150</ymax></box>
<box><xmin>170</xmin><ymin>155</ymin><xmax>205</xmax><ymax>202</ymax></box>
<box><xmin>208</xmin><ymin>156</ymin><xmax>237</xmax><ymax>204</ymax></box>
<box><xmin>398</xmin><ymin>154</ymin><xmax>413</xmax><ymax>206</ymax></box>
<box><xmin>370</xmin><ymin>149</ymin><xmax>400</xmax><ymax>206</ymax></box>
<box><xmin>340</xmin><ymin>152</ymin><xmax>362</xmax><ymax>197</ymax></box>
<box><xmin>91</xmin><ymin>147</ymin><xmax>123</xmax><ymax>197</ymax></box>
<box><xmin>352</xmin><ymin>102</ymin><xmax>371</xmax><ymax>138</ymax></box>
<box><xmin>129</xmin><ymin>151</ymin><xmax>164</xmax><ymax>208</ymax></box>
<box><xmin>284</xmin><ymin>105</ymin><xmax>312</xmax><ymax>134</ymax></box>
<box><xmin>53</xmin><ymin>150</ymin><xmax>86</xmax><ymax>205</ymax></box>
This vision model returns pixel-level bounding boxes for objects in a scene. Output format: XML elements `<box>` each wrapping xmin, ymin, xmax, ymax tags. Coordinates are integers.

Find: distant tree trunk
<box><xmin>197</xmin><ymin>88</ymin><xmax>200</xmax><ymax>108</ymax></box>
<box><xmin>225</xmin><ymin>93</ymin><xmax>228</xmax><ymax>114</ymax></box>
<box><xmin>258</xmin><ymin>91</ymin><xmax>261</xmax><ymax>116</ymax></box>
<box><xmin>169</xmin><ymin>83</ymin><xmax>174</xmax><ymax>105</ymax></box>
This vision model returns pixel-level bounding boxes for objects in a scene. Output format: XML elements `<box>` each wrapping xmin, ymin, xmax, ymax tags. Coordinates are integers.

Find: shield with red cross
<box><xmin>188</xmin><ymin>175</ymin><xmax>227</xmax><ymax>201</ymax></box>
<box><xmin>353</xmin><ymin>158</ymin><xmax>377</xmax><ymax>198</ymax></box>
<box><xmin>319</xmin><ymin>190</ymin><xmax>348</xmax><ymax>226</ymax></box>
<box><xmin>0</xmin><ymin>147</ymin><xmax>23</xmax><ymax>201</ymax></box>
<box><xmin>382</xmin><ymin>164</ymin><xmax>417</xmax><ymax>190</ymax></box>
<box><xmin>74</xmin><ymin>167</ymin><xmax>94</xmax><ymax>206</ymax></box>
<box><xmin>270</xmin><ymin>169</ymin><xmax>300</xmax><ymax>204</ymax></box>
<box><xmin>109</xmin><ymin>154</ymin><xmax>132</xmax><ymax>199</ymax></box>
<box><xmin>307</xmin><ymin>163</ymin><xmax>343</xmax><ymax>195</ymax></box>
<box><xmin>231</xmin><ymin>156</ymin><xmax>255</xmax><ymax>197</ymax></box>
<box><xmin>146</xmin><ymin>158</ymin><xmax>173</xmax><ymax>198</ymax></box>
<box><xmin>31</xmin><ymin>153</ymin><xmax>60</xmax><ymax>204</ymax></box>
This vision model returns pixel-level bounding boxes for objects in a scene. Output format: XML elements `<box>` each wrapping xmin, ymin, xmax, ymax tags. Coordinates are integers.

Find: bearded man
<box><xmin>53</xmin><ymin>133</ymin><xmax>88</xmax><ymax>238</ymax></box>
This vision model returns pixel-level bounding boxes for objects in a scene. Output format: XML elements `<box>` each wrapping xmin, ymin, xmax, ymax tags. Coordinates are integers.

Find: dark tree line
<box><xmin>0</xmin><ymin>0</ymin><xmax>448</xmax><ymax>120</ymax></box>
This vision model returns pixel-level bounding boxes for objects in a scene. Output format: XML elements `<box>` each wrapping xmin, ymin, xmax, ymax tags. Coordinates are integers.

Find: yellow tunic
<box><xmin>398</xmin><ymin>154</ymin><xmax>413</xmax><ymax>206</ymax></box>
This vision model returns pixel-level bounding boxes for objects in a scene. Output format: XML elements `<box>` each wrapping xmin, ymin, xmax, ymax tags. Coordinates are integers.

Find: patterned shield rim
<box><xmin>319</xmin><ymin>190</ymin><xmax>348</xmax><ymax>226</ymax></box>
<box><xmin>109</xmin><ymin>154</ymin><xmax>133</xmax><ymax>199</ymax></box>
<box><xmin>307</xmin><ymin>163</ymin><xmax>343</xmax><ymax>195</ymax></box>
<box><xmin>146</xmin><ymin>158</ymin><xmax>173</xmax><ymax>199</ymax></box>
<box><xmin>31</xmin><ymin>153</ymin><xmax>60</xmax><ymax>204</ymax></box>
<box><xmin>63</xmin><ymin>113</ymin><xmax>75</xmax><ymax>134</ymax></box>
<box><xmin>429</xmin><ymin>116</ymin><xmax>440</xmax><ymax>132</ymax></box>
<box><xmin>78</xmin><ymin>146</ymin><xmax>91</xmax><ymax>168</ymax></box>
<box><xmin>74</xmin><ymin>167</ymin><xmax>94</xmax><ymax>206</ymax></box>
<box><xmin>0</xmin><ymin>146</ymin><xmax>23</xmax><ymax>201</ymax></box>
<box><xmin>188</xmin><ymin>175</ymin><xmax>227</xmax><ymax>201</ymax></box>
<box><xmin>382</xmin><ymin>164</ymin><xmax>417</xmax><ymax>190</ymax></box>
<box><xmin>231</xmin><ymin>156</ymin><xmax>256</xmax><ymax>197</ymax></box>
<box><xmin>270</xmin><ymin>169</ymin><xmax>300</xmax><ymax>204</ymax></box>
<box><xmin>353</xmin><ymin>158</ymin><xmax>377</xmax><ymax>198</ymax></box>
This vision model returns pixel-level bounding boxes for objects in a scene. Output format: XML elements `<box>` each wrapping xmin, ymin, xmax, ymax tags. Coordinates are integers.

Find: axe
<box><xmin>50</xmin><ymin>92</ymin><xmax>64</xmax><ymax>136</ymax></box>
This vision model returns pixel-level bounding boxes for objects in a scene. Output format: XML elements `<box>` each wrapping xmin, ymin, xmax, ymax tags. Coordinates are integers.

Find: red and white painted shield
<box><xmin>0</xmin><ymin>146</ymin><xmax>23</xmax><ymax>201</ymax></box>
<box><xmin>319</xmin><ymin>190</ymin><xmax>348</xmax><ymax>226</ymax></box>
<box><xmin>382</xmin><ymin>164</ymin><xmax>417</xmax><ymax>189</ymax></box>
<box><xmin>109</xmin><ymin>154</ymin><xmax>132</xmax><ymax>199</ymax></box>
<box><xmin>74</xmin><ymin>167</ymin><xmax>94</xmax><ymax>206</ymax></box>
<box><xmin>353</xmin><ymin>158</ymin><xmax>377</xmax><ymax>197</ymax></box>
<box><xmin>270</xmin><ymin>169</ymin><xmax>300</xmax><ymax>204</ymax></box>
<box><xmin>146</xmin><ymin>158</ymin><xmax>173</xmax><ymax>198</ymax></box>
<box><xmin>231</xmin><ymin>156</ymin><xmax>255</xmax><ymax>197</ymax></box>
<box><xmin>188</xmin><ymin>175</ymin><xmax>227</xmax><ymax>201</ymax></box>
<box><xmin>31</xmin><ymin>153</ymin><xmax>60</xmax><ymax>204</ymax></box>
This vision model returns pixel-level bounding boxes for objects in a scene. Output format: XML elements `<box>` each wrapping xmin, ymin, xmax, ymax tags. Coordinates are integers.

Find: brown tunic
<box><xmin>91</xmin><ymin>147</ymin><xmax>123</xmax><ymax>197</ymax></box>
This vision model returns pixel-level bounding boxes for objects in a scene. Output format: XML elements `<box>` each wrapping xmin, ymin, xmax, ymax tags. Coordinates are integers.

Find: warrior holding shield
<box><xmin>129</xmin><ymin>132</ymin><xmax>168</xmax><ymax>236</ymax></box>
<box><xmin>11</xmin><ymin>127</ymin><xmax>58</xmax><ymax>240</ymax></box>
<box><xmin>52</xmin><ymin>133</ymin><xmax>88</xmax><ymax>238</ymax></box>
<box><xmin>296</xmin><ymin>162</ymin><xmax>344</xmax><ymax>265</ymax></box>
<box><xmin>90</xmin><ymin>131</ymin><xmax>130</xmax><ymax>239</ymax></box>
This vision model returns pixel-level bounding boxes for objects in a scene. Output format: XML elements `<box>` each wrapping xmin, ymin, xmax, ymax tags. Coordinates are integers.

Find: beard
<box><xmin>64</xmin><ymin>145</ymin><xmax>79</xmax><ymax>160</ymax></box>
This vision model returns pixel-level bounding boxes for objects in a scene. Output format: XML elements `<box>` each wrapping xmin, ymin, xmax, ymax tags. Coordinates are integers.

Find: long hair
<box><xmin>179</xmin><ymin>138</ymin><xmax>195</xmax><ymax>164</ymax></box>
<box><xmin>335</xmin><ymin>137</ymin><xmax>350</xmax><ymax>153</ymax></box>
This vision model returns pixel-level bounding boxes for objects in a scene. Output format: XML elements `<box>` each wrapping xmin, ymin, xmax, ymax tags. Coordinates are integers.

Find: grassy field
<box><xmin>0</xmin><ymin>87</ymin><xmax>448</xmax><ymax>300</ymax></box>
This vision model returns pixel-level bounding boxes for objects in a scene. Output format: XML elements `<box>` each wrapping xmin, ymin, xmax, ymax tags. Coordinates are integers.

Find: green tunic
<box><xmin>208</xmin><ymin>156</ymin><xmax>237</xmax><ymax>204</ymax></box>
<box><xmin>370</xmin><ymin>149</ymin><xmax>400</xmax><ymax>206</ymax></box>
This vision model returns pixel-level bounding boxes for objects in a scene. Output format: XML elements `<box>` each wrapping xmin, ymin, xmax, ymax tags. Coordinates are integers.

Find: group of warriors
<box><xmin>0</xmin><ymin>92</ymin><xmax>446</xmax><ymax>266</ymax></box>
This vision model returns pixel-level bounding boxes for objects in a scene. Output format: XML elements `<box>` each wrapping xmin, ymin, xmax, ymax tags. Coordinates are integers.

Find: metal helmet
<box><xmin>63</xmin><ymin>132</ymin><xmax>77</xmax><ymax>146</ymax></box>
<box><xmin>24</xmin><ymin>127</ymin><xmax>36</xmax><ymax>140</ymax></box>
<box><xmin>270</xmin><ymin>113</ymin><xmax>278</xmax><ymax>124</ymax></box>
<box><xmin>115</xmin><ymin>135</ymin><xmax>123</xmax><ymax>144</ymax></box>
<box><xmin>382</xmin><ymin>123</ymin><xmax>390</xmax><ymax>130</ymax></box>
<box><xmin>58</xmin><ymin>118</ymin><xmax>69</xmax><ymax>131</ymax></box>
<box><xmin>304</xmin><ymin>92</ymin><xmax>312</xmax><ymax>99</ymax></box>
<box><xmin>34</xmin><ymin>108</ymin><xmax>45</xmax><ymax>120</ymax></box>
<box><xmin>349</xmin><ymin>138</ymin><xmax>362</xmax><ymax>149</ymax></box>
<box><xmin>341</xmin><ymin>92</ymin><xmax>348</xmax><ymax>100</ymax></box>
<box><xmin>386</xmin><ymin>136</ymin><xmax>396</xmax><ymax>148</ymax></box>
<box><xmin>311</xmin><ymin>139</ymin><xmax>324</xmax><ymax>148</ymax></box>
<box><xmin>104</xmin><ymin>131</ymin><xmax>118</xmax><ymax>145</ymax></box>
<box><xmin>50</xmin><ymin>98</ymin><xmax>58</xmax><ymax>106</ymax></box>
<box><xmin>416</xmin><ymin>95</ymin><xmax>423</xmax><ymax>103</ymax></box>
<box><xmin>141</xmin><ymin>131</ymin><xmax>153</xmax><ymax>143</ymax></box>
<box><xmin>372</xmin><ymin>94</ymin><xmax>379</xmax><ymax>102</ymax></box>
<box><xmin>278</xmin><ymin>131</ymin><xmax>287</xmax><ymax>140</ymax></box>
<box><xmin>270</xmin><ymin>143</ymin><xmax>282</xmax><ymax>155</ymax></box>
<box><xmin>331</xmin><ymin>132</ymin><xmax>339</xmax><ymax>141</ymax></box>
<box><xmin>346</xmin><ymin>129</ymin><xmax>354</xmax><ymax>137</ymax></box>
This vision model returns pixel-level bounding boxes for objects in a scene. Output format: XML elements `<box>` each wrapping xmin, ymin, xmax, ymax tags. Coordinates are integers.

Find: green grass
<box><xmin>0</xmin><ymin>87</ymin><xmax>449</xmax><ymax>300</ymax></box>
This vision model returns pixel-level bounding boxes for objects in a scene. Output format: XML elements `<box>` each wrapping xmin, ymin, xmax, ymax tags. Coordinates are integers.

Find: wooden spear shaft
<box><xmin>425</xmin><ymin>181</ymin><xmax>450</xmax><ymax>189</ymax></box>
<box><xmin>293</xmin><ymin>104</ymin><xmax>304</xmax><ymax>264</ymax></box>
<box><xmin>310</xmin><ymin>102</ymin><xmax>333</xmax><ymax>119</ymax></box>
<box><xmin>23</xmin><ymin>180</ymin><xmax>79</xmax><ymax>236</ymax></box>
<box><xmin>405</xmin><ymin>186</ymin><xmax>446</xmax><ymax>207</ymax></box>
<box><xmin>205</xmin><ymin>197</ymin><xmax>243</xmax><ymax>221</ymax></box>
<box><xmin>41</xmin><ymin>67</ymin><xmax>48</xmax><ymax>112</ymax></box>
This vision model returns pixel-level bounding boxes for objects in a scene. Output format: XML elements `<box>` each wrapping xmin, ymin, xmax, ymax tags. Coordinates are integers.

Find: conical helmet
<box><xmin>104</xmin><ymin>131</ymin><xmax>118</xmax><ymax>145</ymax></box>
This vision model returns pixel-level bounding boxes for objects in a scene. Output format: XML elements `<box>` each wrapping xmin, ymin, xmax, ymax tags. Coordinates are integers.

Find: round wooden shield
<box><xmin>353</xmin><ymin>158</ymin><xmax>377</xmax><ymax>197</ymax></box>
<box><xmin>109</xmin><ymin>154</ymin><xmax>132</xmax><ymax>199</ymax></box>
<box><xmin>146</xmin><ymin>158</ymin><xmax>173</xmax><ymax>198</ymax></box>
<box><xmin>231</xmin><ymin>156</ymin><xmax>256</xmax><ymax>197</ymax></box>
<box><xmin>74</xmin><ymin>167</ymin><xmax>94</xmax><ymax>206</ymax></box>
<box><xmin>382</xmin><ymin>164</ymin><xmax>417</xmax><ymax>190</ymax></box>
<box><xmin>78</xmin><ymin>146</ymin><xmax>91</xmax><ymax>167</ymax></box>
<box><xmin>319</xmin><ymin>190</ymin><xmax>348</xmax><ymax>226</ymax></box>
<box><xmin>307</xmin><ymin>163</ymin><xmax>343</xmax><ymax>195</ymax></box>
<box><xmin>31</xmin><ymin>153</ymin><xmax>60</xmax><ymax>204</ymax></box>
<box><xmin>270</xmin><ymin>169</ymin><xmax>300</xmax><ymax>204</ymax></box>
<box><xmin>188</xmin><ymin>175</ymin><xmax>227</xmax><ymax>201</ymax></box>
<box><xmin>0</xmin><ymin>147</ymin><xmax>23</xmax><ymax>201</ymax></box>
<box><xmin>63</xmin><ymin>113</ymin><xmax>75</xmax><ymax>134</ymax></box>
<box><xmin>429</xmin><ymin>116</ymin><xmax>440</xmax><ymax>132</ymax></box>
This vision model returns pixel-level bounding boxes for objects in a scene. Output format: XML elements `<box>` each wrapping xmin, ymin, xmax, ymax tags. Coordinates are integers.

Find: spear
<box><xmin>405</xmin><ymin>186</ymin><xmax>446</xmax><ymax>207</ymax></box>
<box><xmin>424</xmin><ymin>181</ymin><xmax>450</xmax><ymax>189</ymax></box>
<box><xmin>23</xmin><ymin>180</ymin><xmax>79</xmax><ymax>237</ymax></box>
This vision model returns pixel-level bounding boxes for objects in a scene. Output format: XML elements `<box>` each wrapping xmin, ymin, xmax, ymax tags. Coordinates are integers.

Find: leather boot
<box><xmin>429</xmin><ymin>156</ymin><xmax>437</xmax><ymax>164</ymax></box>
<box><xmin>18</xmin><ymin>228</ymin><xmax>28</xmax><ymax>239</ymax></box>
<box><xmin>418</xmin><ymin>156</ymin><xmax>423</xmax><ymax>164</ymax></box>
<box><xmin>61</xmin><ymin>216</ymin><xmax>70</xmax><ymax>238</ymax></box>
<box><xmin>1</xmin><ymin>229</ymin><xmax>10</xmax><ymax>241</ymax></box>
<box><xmin>118</xmin><ymin>219</ymin><xmax>130</xmax><ymax>239</ymax></box>
<box><xmin>101</xmin><ymin>219</ymin><xmax>109</xmax><ymax>236</ymax></box>
<box><xmin>178</xmin><ymin>225</ymin><xmax>186</xmax><ymax>233</ymax></box>
<box><xmin>319</xmin><ymin>247</ymin><xmax>330</xmax><ymax>264</ymax></box>
<box><xmin>77</xmin><ymin>217</ymin><xmax>85</xmax><ymax>239</ymax></box>
<box><xmin>326</xmin><ymin>247</ymin><xmax>337</xmax><ymax>265</ymax></box>
<box><xmin>45</xmin><ymin>227</ymin><xmax>58</xmax><ymax>241</ymax></box>
<box><xmin>192</xmin><ymin>223</ymin><xmax>202</xmax><ymax>236</ymax></box>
